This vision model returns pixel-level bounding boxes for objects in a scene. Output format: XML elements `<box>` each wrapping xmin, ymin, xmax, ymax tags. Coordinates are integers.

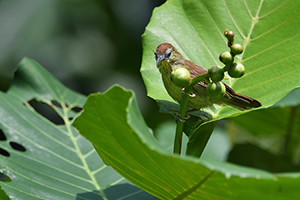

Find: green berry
<box><xmin>228</xmin><ymin>63</ymin><xmax>245</xmax><ymax>78</ymax></box>
<box><xmin>208</xmin><ymin>65</ymin><xmax>224</xmax><ymax>82</ymax></box>
<box><xmin>225</xmin><ymin>30</ymin><xmax>234</xmax><ymax>41</ymax></box>
<box><xmin>171</xmin><ymin>67</ymin><xmax>191</xmax><ymax>88</ymax></box>
<box><xmin>206</xmin><ymin>81</ymin><xmax>226</xmax><ymax>99</ymax></box>
<box><xmin>219</xmin><ymin>51</ymin><xmax>233</xmax><ymax>65</ymax></box>
<box><xmin>231</xmin><ymin>43</ymin><xmax>243</xmax><ymax>55</ymax></box>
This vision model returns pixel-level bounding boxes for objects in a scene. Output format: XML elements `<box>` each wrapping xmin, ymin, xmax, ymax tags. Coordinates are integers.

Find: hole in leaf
<box><xmin>28</xmin><ymin>99</ymin><xmax>64</xmax><ymax>125</ymax></box>
<box><xmin>9</xmin><ymin>142</ymin><xmax>26</xmax><ymax>152</ymax></box>
<box><xmin>0</xmin><ymin>148</ymin><xmax>10</xmax><ymax>157</ymax></box>
<box><xmin>51</xmin><ymin>100</ymin><xmax>63</xmax><ymax>108</ymax></box>
<box><xmin>0</xmin><ymin>172</ymin><xmax>12</xmax><ymax>182</ymax></box>
<box><xmin>69</xmin><ymin>106</ymin><xmax>83</xmax><ymax>121</ymax></box>
<box><xmin>0</xmin><ymin>130</ymin><xmax>6</xmax><ymax>141</ymax></box>
<box><xmin>71</xmin><ymin>106</ymin><xmax>82</xmax><ymax>113</ymax></box>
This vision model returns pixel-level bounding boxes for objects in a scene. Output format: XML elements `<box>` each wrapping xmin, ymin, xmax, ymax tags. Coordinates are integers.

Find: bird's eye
<box><xmin>165</xmin><ymin>49</ymin><xmax>172</xmax><ymax>58</ymax></box>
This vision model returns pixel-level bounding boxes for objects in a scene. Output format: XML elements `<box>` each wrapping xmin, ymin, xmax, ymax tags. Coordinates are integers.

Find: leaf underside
<box><xmin>0</xmin><ymin>58</ymin><xmax>155</xmax><ymax>200</ymax></box>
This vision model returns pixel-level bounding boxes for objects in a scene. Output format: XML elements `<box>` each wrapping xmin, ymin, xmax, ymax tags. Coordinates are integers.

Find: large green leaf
<box><xmin>73</xmin><ymin>85</ymin><xmax>300</xmax><ymax>199</ymax></box>
<box><xmin>141</xmin><ymin>0</ymin><xmax>300</xmax><ymax>119</ymax></box>
<box><xmin>0</xmin><ymin>58</ymin><xmax>155</xmax><ymax>199</ymax></box>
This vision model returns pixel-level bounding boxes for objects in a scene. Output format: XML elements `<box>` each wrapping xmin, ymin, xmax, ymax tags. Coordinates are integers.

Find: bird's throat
<box><xmin>157</xmin><ymin>60</ymin><xmax>174</xmax><ymax>75</ymax></box>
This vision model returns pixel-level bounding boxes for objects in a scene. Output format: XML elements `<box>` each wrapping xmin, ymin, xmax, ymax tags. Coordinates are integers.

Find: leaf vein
<box><xmin>251</xmin><ymin>10</ymin><xmax>300</xmax><ymax>41</ymax></box>
<box><xmin>243</xmin><ymin>33</ymin><xmax>300</xmax><ymax>62</ymax></box>
<box><xmin>259</xmin><ymin>0</ymin><xmax>291</xmax><ymax>19</ymax></box>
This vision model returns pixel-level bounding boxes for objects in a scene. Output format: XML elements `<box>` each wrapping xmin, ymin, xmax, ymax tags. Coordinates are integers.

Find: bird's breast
<box><xmin>162</xmin><ymin>71</ymin><xmax>183</xmax><ymax>103</ymax></box>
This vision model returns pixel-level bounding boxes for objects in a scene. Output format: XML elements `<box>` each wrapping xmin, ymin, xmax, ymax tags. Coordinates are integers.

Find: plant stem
<box><xmin>173</xmin><ymin>92</ymin><xmax>189</xmax><ymax>154</ymax></box>
<box><xmin>173</xmin><ymin>73</ymin><xmax>209</xmax><ymax>154</ymax></box>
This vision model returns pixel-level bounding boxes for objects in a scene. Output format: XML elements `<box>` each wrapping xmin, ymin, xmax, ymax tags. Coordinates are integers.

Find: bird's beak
<box><xmin>156</xmin><ymin>55</ymin><xmax>165</xmax><ymax>65</ymax></box>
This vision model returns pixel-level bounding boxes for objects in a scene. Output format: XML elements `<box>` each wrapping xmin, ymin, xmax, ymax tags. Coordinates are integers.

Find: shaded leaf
<box><xmin>0</xmin><ymin>58</ymin><xmax>154</xmax><ymax>199</ymax></box>
<box><xmin>228</xmin><ymin>105</ymin><xmax>300</xmax><ymax>163</ymax></box>
<box><xmin>0</xmin><ymin>187</ymin><xmax>9</xmax><ymax>200</ymax></box>
<box><xmin>227</xmin><ymin>143</ymin><xmax>300</xmax><ymax>173</ymax></box>
<box><xmin>227</xmin><ymin>85</ymin><xmax>300</xmax><ymax>163</ymax></box>
<box><xmin>186</xmin><ymin>121</ymin><xmax>217</xmax><ymax>157</ymax></box>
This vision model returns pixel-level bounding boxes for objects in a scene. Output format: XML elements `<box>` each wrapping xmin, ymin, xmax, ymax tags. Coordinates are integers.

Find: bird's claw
<box><xmin>176</xmin><ymin>113</ymin><xmax>190</xmax><ymax>122</ymax></box>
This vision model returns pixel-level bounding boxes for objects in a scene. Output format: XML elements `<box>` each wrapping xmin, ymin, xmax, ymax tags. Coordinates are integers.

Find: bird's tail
<box><xmin>227</xmin><ymin>93</ymin><xmax>262</xmax><ymax>110</ymax></box>
<box><xmin>224</xmin><ymin>84</ymin><xmax>262</xmax><ymax>110</ymax></box>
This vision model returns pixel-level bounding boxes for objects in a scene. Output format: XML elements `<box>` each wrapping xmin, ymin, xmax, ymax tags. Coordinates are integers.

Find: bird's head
<box><xmin>154</xmin><ymin>43</ymin><xmax>182</xmax><ymax>68</ymax></box>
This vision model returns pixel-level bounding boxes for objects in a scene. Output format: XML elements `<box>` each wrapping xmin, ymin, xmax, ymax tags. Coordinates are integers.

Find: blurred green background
<box><xmin>0</xmin><ymin>0</ymin><xmax>173</xmax><ymax>129</ymax></box>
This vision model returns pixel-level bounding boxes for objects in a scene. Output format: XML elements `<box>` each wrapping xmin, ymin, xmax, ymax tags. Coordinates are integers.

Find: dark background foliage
<box><xmin>0</xmin><ymin>0</ymin><xmax>169</xmax><ymax>128</ymax></box>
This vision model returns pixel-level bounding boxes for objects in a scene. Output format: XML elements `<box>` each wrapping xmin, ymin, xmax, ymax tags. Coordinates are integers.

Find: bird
<box><xmin>154</xmin><ymin>43</ymin><xmax>262</xmax><ymax>110</ymax></box>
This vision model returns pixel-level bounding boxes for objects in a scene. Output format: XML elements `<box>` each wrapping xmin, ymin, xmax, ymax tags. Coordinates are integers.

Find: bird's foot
<box><xmin>176</xmin><ymin>113</ymin><xmax>190</xmax><ymax>122</ymax></box>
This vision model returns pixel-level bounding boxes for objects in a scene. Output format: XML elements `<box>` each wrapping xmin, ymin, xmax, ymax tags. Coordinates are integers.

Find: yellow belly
<box><xmin>162</xmin><ymin>73</ymin><xmax>213</xmax><ymax>110</ymax></box>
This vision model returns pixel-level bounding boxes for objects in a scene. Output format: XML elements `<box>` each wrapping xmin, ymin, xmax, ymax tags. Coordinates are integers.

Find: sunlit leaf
<box><xmin>141</xmin><ymin>0</ymin><xmax>300</xmax><ymax>120</ymax></box>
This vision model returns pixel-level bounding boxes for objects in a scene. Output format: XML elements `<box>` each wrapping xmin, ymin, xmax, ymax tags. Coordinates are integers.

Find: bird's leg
<box><xmin>175</xmin><ymin>88</ymin><xmax>197</xmax><ymax>122</ymax></box>
<box><xmin>176</xmin><ymin>108</ymin><xmax>198</xmax><ymax>122</ymax></box>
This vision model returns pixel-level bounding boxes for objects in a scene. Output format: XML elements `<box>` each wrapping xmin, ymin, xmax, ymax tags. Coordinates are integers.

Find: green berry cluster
<box><xmin>206</xmin><ymin>30</ymin><xmax>245</xmax><ymax>99</ymax></box>
<box><xmin>169</xmin><ymin>30</ymin><xmax>246</xmax><ymax>101</ymax></box>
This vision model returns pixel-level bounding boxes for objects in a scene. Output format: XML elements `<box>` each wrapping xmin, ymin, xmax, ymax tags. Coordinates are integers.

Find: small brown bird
<box><xmin>154</xmin><ymin>43</ymin><xmax>262</xmax><ymax>110</ymax></box>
